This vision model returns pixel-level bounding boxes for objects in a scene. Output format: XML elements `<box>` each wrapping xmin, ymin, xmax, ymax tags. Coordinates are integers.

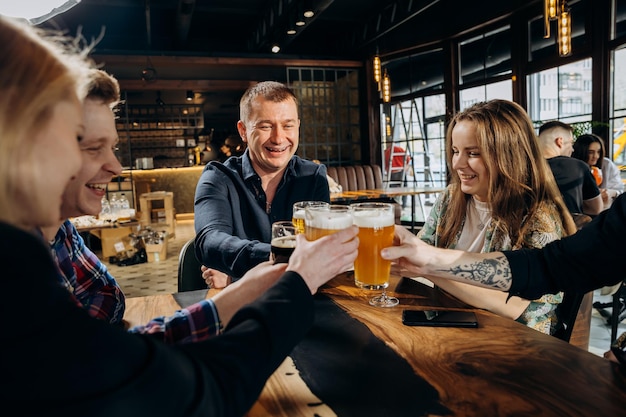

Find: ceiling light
<box><xmin>557</xmin><ymin>5</ymin><xmax>572</xmax><ymax>57</ymax></box>
<box><xmin>303</xmin><ymin>10</ymin><xmax>314</xmax><ymax>18</ymax></box>
<box><xmin>545</xmin><ymin>0</ymin><xmax>558</xmax><ymax>20</ymax></box>
<box><xmin>141</xmin><ymin>67</ymin><xmax>157</xmax><ymax>81</ymax></box>
<box><xmin>373</xmin><ymin>56</ymin><xmax>381</xmax><ymax>85</ymax></box>
<box><xmin>382</xmin><ymin>71</ymin><xmax>391</xmax><ymax>103</ymax></box>
<box><xmin>295</xmin><ymin>19</ymin><xmax>305</xmax><ymax>27</ymax></box>
<box><xmin>271</xmin><ymin>44</ymin><xmax>281</xmax><ymax>53</ymax></box>
<box><xmin>186</xmin><ymin>90</ymin><xmax>194</xmax><ymax>101</ymax></box>
<box><xmin>287</xmin><ymin>28</ymin><xmax>297</xmax><ymax>35</ymax></box>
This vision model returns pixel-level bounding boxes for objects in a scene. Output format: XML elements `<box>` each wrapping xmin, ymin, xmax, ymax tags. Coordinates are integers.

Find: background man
<box><xmin>538</xmin><ymin>120</ymin><xmax>602</xmax><ymax>216</ymax></box>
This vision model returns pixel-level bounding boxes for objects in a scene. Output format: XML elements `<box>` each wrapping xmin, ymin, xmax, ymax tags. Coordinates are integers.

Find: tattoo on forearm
<box><xmin>438</xmin><ymin>256</ymin><xmax>512</xmax><ymax>290</ymax></box>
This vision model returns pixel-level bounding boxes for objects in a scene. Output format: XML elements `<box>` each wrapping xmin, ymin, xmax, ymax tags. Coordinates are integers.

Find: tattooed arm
<box><xmin>381</xmin><ymin>225</ymin><xmax>513</xmax><ymax>291</ymax></box>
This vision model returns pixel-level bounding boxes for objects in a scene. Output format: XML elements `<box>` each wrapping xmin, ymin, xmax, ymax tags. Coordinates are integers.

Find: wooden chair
<box><xmin>177</xmin><ymin>238</ymin><xmax>206</xmax><ymax>292</ymax></box>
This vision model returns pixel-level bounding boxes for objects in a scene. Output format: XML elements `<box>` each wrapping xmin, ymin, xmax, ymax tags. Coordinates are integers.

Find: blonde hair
<box><xmin>438</xmin><ymin>99</ymin><xmax>576</xmax><ymax>247</ymax></box>
<box><xmin>0</xmin><ymin>16</ymin><xmax>91</xmax><ymax>226</ymax></box>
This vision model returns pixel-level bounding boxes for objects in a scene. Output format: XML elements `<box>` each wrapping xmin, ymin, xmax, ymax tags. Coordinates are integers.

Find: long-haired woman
<box><xmin>418</xmin><ymin>99</ymin><xmax>576</xmax><ymax>335</ymax></box>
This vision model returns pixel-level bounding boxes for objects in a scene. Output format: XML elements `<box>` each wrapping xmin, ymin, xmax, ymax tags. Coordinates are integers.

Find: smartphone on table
<box><xmin>402</xmin><ymin>309</ymin><xmax>478</xmax><ymax>328</ymax></box>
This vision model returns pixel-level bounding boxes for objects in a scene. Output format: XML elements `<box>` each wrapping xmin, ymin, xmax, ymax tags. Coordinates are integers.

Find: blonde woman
<box><xmin>418</xmin><ymin>99</ymin><xmax>576</xmax><ymax>335</ymax></box>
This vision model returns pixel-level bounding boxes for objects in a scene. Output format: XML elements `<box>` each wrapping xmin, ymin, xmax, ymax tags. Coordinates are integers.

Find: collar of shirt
<box><xmin>240</xmin><ymin>149</ymin><xmax>298</xmax><ymax>183</ymax></box>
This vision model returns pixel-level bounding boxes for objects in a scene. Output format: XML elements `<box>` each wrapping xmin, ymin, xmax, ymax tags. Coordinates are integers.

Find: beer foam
<box><xmin>352</xmin><ymin>210</ymin><xmax>394</xmax><ymax>228</ymax></box>
<box><xmin>271</xmin><ymin>236</ymin><xmax>297</xmax><ymax>248</ymax></box>
<box><xmin>307</xmin><ymin>212</ymin><xmax>353</xmax><ymax>229</ymax></box>
<box><xmin>293</xmin><ymin>209</ymin><xmax>305</xmax><ymax>219</ymax></box>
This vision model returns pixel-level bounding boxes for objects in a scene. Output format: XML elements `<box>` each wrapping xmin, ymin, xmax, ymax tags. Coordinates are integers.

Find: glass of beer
<box><xmin>351</xmin><ymin>202</ymin><xmax>398</xmax><ymax>307</ymax></box>
<box><xmin>304</xmin><ymin>204</ymin><xmax>353</xmax><ymax>241</ymax></box>
<box><xmin>271</xmin><ymin>221</ymin><xmax>297</xmax><ymax>263</ymax></box>
<box><xmin>292</xmin><ymin>201</ymin><xmax>329</xmax><ymax>235</ymax></box>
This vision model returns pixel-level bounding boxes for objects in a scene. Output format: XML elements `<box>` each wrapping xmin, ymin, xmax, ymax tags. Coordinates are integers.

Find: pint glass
<box><xmin>292</xmin><ymin>201</ymin><xmax>329</xmax><ymax>235</ymax></box>
<box><xmin>271</xmin><ymin>221</ymin><xmax>297</xmax><ymax>263</ymax></box>
<box><xmin>304</xmin><ymin>204</ymin><xmax>352</xmax><ymax>241</ymax></box>
<box><xmin>351</xmin><ymin>203</ymin><xmax>395</xmax><ymax>290</ymax></box>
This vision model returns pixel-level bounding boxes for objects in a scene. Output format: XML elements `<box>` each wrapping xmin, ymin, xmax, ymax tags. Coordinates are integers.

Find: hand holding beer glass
<box><xmin>351</xmin><ymin>202</ymin><xmax>398</xmax><ymax>307</ymax></box>
<box><xmin>271</xmin><ymin>221</ymin><xmax>297</xmax><ymax>263</ymax></box>
<box><xmin>292</xmin><ymin>201</ymin><xmax>329</xmax><ymax>234</ymax></box>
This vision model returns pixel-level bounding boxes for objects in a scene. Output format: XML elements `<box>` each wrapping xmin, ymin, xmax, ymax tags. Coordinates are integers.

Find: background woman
<box><xmin>572</xmin><ymin>133</ymin><xmax>623</xmax><ymax>208</ymax></box>
<box><xmin>417</xmin><ymin>99</ymin><xmax>576</xmax><ymax>335</ymax></box>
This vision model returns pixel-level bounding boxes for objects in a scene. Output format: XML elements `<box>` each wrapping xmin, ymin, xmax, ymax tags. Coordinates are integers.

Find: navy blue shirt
<box><xmin>194</xmin><ymin>150</ymin><xmax>330</xmax><ymax>278</ymax></box>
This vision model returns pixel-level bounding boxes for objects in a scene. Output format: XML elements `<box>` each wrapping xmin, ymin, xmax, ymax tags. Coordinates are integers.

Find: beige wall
<box><xmin>124</xmin><ymin>166</ymin><xmax>205</xmax><ymax>215</ymax></box>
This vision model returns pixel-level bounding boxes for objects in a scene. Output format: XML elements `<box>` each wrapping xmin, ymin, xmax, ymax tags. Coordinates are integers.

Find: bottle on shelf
<box><xmin>109</xmin><ymin>194</ymin><xmax>120</xmax><ymax>220</ymax></box>
<box><xmin>118</xmin><ymin>193</ymin><xmax>131</xmax><ymax>222</ymax></box>
<box><xmin>99</xmin><ymin>196</ymin><xmax>111</xmax><ymax>221</ymax></box>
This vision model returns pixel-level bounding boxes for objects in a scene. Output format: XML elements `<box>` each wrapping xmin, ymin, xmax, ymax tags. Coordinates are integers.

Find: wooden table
<box><xmin>124</xmin><ymin>273</ymin><xmax>626</xmax><ymax>416</ymax></box>
<box><xmin>331</xmin><ymin>186</ymin><xmax>444</xmax><ymax>231</ymax></box>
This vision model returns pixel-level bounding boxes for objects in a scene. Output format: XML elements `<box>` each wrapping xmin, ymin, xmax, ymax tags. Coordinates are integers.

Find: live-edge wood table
<box><xmin>124</xmin><ymin>272</ymin><xmax>626</xmax><ymax>416</ymax></box>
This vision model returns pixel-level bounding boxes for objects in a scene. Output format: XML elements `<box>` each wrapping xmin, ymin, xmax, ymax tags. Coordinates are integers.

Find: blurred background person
<box><xmin>538</xmin><ymin>121</ymin><xmax>603</xmax><ymax>217</ymax></box>
<box><xmin>572</xmin><ymin>133</ymin><xmax>623</xmax><ymax>209</ymax></box>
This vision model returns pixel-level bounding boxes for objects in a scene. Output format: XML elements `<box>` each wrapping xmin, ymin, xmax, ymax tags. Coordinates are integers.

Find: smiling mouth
<box><xmin>265</xmin><ymin>145</ymin><xmax>289</xmax><ymax>153</ymax></box>
<box><xmin>459</xmin><ymin>174</ymin><xmax>476</xmax><ymax>180</ymax></box>
<box><xmin>87</xmin><ymin>183</ymin><xmax>108</xmax><ymax>191</ymax></box>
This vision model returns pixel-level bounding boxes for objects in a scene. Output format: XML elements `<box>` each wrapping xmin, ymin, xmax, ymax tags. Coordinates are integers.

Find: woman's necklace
<box><xmin>471</xmin><ymin>198</ymin><xmax>492</xmax><ymax>230</ymax></box>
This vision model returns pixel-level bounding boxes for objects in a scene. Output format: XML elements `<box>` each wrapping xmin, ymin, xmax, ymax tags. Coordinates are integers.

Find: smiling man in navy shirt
<box><xmin>194</xmin><ymin>81</ymin><xmax>330</xmax><ymax>286</ymax></box>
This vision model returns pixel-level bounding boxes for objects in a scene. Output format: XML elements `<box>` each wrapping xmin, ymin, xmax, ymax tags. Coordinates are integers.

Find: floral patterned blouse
<box><xmin>418</xmin><ymin>186</ymin><xmax>566</xmax><ymax>335</ymax></box>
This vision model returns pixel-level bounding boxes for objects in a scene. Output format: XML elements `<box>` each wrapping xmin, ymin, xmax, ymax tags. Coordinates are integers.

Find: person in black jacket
<box><xmin>0</xmin><ymin>15</ymin><xmax>358</xmax><ymax>416</ymax></box>
<box><xmin>382</xmin><ymin>193</ymin><xmax>626</xmax><ymax>301</ymax></box>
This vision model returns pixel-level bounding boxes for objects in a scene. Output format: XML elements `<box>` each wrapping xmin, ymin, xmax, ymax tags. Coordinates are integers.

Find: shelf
<box><xmin>119</xmin><ymin>104</ymin><xmax>204</xmax><ymax>131</ymax></box>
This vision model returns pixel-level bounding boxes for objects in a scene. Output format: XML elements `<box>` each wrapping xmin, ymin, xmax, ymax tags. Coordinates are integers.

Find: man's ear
<box><xmin>236</xmin><ymin>120</ymin><xmax>248</xmax><ymax>143</ymax></box>
<box><xmin>555</xmin><ymin>137</ymin><xmax>563</xmax><ymax>148</ymax></box>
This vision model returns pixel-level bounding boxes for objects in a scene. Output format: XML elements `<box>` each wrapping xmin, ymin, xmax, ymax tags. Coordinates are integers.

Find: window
<box><xmin>382</xmin><ymin>94</ymin><xmax>447</xmax><ymax>188</ymax></box>
<box><xmin>613</xmin><ymin>0</ymin><xmax>626</xmax><ymax>40</ymax></box>
<box><xmin>459</xmin><ymin>80</ymin><xmax>513</xmax><ymax>111</ymax></box>
<box><xmin>610</xmin><ymin>45</ymin><xmax>626</xmax><ymax>163</ymax></box>
<box><xmin>459</xmin><ymin>26</ymin><xmax>512</xmax><ymax>85</ymax></box>
<box><xmin>385</xmin><ymin>49</ymin><xmax>445</xmax><ymax>95</ymax></box>
<box><xmin>526</xmin><ymin>58</ymin><xmax>592</xmax><ymax>125</ymax></box>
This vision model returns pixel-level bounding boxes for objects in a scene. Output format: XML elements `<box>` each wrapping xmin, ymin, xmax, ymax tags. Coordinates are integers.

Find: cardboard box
<box><xmin>90</xmin><ymin>226</ymin><xmax>134</xmax><ymax>259</ymax></box>
<box><xmin>145</xmin><ymin>235</ymin><xmax>168</xmax><ymax>262</ymax></box>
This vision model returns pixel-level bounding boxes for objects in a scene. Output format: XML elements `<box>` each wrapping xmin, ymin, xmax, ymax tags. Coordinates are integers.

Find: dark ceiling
<box><xmin>38</xmin><ymin>0</ymin><xmax>541</xmax><ymax>132</ymax></box>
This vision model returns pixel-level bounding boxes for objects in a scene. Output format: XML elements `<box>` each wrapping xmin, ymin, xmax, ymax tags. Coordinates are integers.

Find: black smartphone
<box><xmin>402</xmin><ymin>309</ymin><xmax>478</xmax><ymax>328</ymax></box>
